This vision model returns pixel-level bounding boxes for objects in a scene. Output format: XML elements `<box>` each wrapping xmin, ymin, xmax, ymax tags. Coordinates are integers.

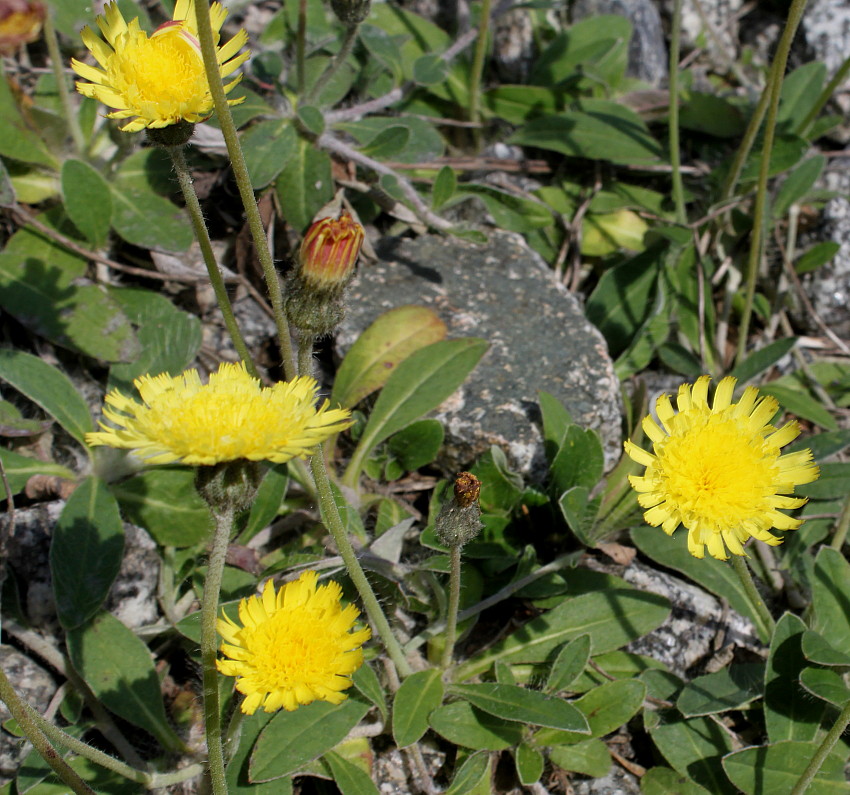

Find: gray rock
<box><xmin>337</xmin><ymin>230</ymin><xmax>622</xmax><ymax>478</ymax></box>
<box><xmin>661</xmin><ymin>0</ymin><xmax>744</xmax><ymax>63</ymax></box>
<box><xmin>572</xmin><ymin>0</ymin><xmax>668</xmax><ymax>87</ymax></box>
<box><xmin>0</xmin><ymin>646</ymin><xmax>56</xmax><ymax>781</ymax></box>
<box><xmin>803</xmin><ymin>0</ymin><xmax>850</xmax><ymax>81</ymax></box>
<box><xmin>493</xmin><ymin>8</ymin><xmax>536</xmax><ymax>84</ymax></box>
<box><xmin>798</xmin><ymin>157</ymin><xmax>850</xmax><ymax>340</ymax></box>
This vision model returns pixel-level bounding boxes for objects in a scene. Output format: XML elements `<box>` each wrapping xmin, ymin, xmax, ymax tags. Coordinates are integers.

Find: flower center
<box><xmin>656</xmin><ymin>413</ymin><xmax>779</xmax><ymax>527</ymax></box>
<box><xmin>108</xmin><ymin>27</ymin><xmax>207</xmax><ymax>113</ymax></box>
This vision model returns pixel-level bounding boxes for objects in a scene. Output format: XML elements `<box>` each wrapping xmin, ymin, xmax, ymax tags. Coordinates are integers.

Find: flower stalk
<box><xmin>43</xmin><ymin>10</ymin><xmax>85</xmax><ymax>156</ymax></box>
<box><xmin>168</xmin><ymin>145</ymin><xmax>258</xmax><ymax>378</ymax></box>
<box><xmin>668</xmin><ymin>0</ymin><xmax>686</xmax><ymax>225</ymax></box>
<box><xmin>199</xmin><ymin>504</ymin><xmax>234</xmax><ymax>795</ymax></box>
<box><xmin>730</xmin><ymin>553</ymin><xmax>775</xmax><ymax>642</ymax></box>
<box><xmin>0</xmin><ymin>668</ymin><xmax>96</xmax><ymax>795</ymax></box>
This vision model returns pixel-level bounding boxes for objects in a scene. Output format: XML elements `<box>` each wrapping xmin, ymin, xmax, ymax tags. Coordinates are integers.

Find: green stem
<box><xmin>796</xmin><ymin>54</ymin><xmax>850</xmax><ymax>137</ymax></box>
<box><xmin>730</xmin><ymin>553</ymin><xmax>775</xmax><ymax>642</ymax></box>
<box><xmin>193</xmin><ymin>1</ymin><xmax>296</xmax><ymax>381</ymax></box>
<box><xmin>309</xmin><ymin>453</ymin><xmax>412</xmax><ymax>678</ymax></box>
<box><xmin>200</xmin><ymin>506</ymin><xmax>235</xmax><ymax>795</ymax></box>
<box><xmin>169</xmin><ymin>146</ymin><xmax>258</xmax><ymax>378</ymax></box>
<box><xmin>297</xmin><ymin>331</ymin><xmax>316</xmax><ymax>378</ymax></box>
<box><xmin>789</xmin><ymin>698</ymin><xmax>850</xmax><ymax>795</ymax></box>
<box><xmin>735</xmin><ymin>0</ymin><xmax>809</xmax><ymax>366</ymax></box>
<box><xmin>306</xmin><ymin>23</ymin><xmax>361</xmax><ymax>105</ymax></box>
<box><xmin>669</xmin><ymin>0</ymin><xmax>686</xmax><ymax>224</ymax></box>
<box><xmin>23</xmin><ymin>705</ymin><xmax>203</xmax><ymax>789</ymax></box>
<box><xmin>441</xmin><ymin>545</ymin><xmax>462</xmax><ymax>669</ymax></box>
<box><xmin>467</xmin><ymin>0</ymin><xmax>493</xmax><ymax>147</ymax></box>
<box><xmin>0</xmin><ymin>669</ymin><xmax>95</xmax><ymax>794</ymax></box>
<box><xmin>43</xmin><ymin>11</ymin><xmax>85</xmax><ymax>157</ymax></box>
<box><xmin>830</xmin><ymin>492</ymin><xmax>850</xmax><ymax>551</ymax></box>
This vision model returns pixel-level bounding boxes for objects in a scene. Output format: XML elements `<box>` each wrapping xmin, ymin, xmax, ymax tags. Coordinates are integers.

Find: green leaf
<box><xmin>454</xmin><ymin>183</ymin><xmax>553</xmax><ymax>233</ymax></box>
<box><xmin>250</xmin><ymin>698</ymin><xmax>369</xmax><ymax>781</ymax></box>
<box><xmin>679</xmin><ymin>92</ymin><xmax>745</xmax><ymax>139</ymax></box>
<box><xmin>337</xmin><ymin>117</ymin><xmax>444</xmax><ymax>164</ymax></box>
<box><xmin>510</xmin><ymin>101</ymin><xmax>663</xmax><ymax>166</ymax></box>
<box><xmin>352</xmin><ymin>663</ymin><xmax>387</xmax><ymax>723</ymax></box>
<box><xmin>515</xmin><ymin>743</ymin><xmax>544</xmax><ymax>785</ymax></box>
<box><xmin>360</xmin><ymin>125</ymin><xmax>410</xmax><ymax>159</ymax></box>
<box><xmin>549</xmin><ymin>425</ymin><xmax>604</xmax><ymax>494</ymax></box>
<box><xmin>729</xmin><ymin>338</ymin><xmax>797</xmax><ymax>385</ymax></box>
<box><xmin>67</xmin><ymin>612</ymin><xmax>183</xmax><ymax>752</ymax></box>
<box><xmin>111</xmin><ymin>151</ymin><xmax>192</xmax><ymax>252</ymax></box>
<box><xmin>801</xmin><ymin>630</ymin><xmax>850</xmax><ymax>667</ymax></box>
<box><xmin>795</xmin><ymin>242</ymin><xmax>839</xmax><ymax>275</ymax></box>
<box><xmin>432</xmin><ymin>165</ymin><xmax>456</xmax><ymax>210</ymax></box>
<box><xmin>799</xmin><ymin>666</ymin><xmax>850</xmax><ymax>707</ymax></box>
<box><xmin>765</xmin><ymin>613</ymin><xmax>827</xmax><ymax>744</ymax></box>
<box><xmin>772</xmin><ymin>155</ymin><xmax>825</xmax><ymax>218</ymax></box>
<box><xmin>797</xmin><ymin>462</ymin><xmax>850</xmax><ymax>500</ymax></box>
<box><xmin>483</xmin><ymin>85</ymin><xmax>563</xmax><ymax>124</ymax></box>
<box><xmin>106</xmin><ymin>287</ymin><xmax>202</xmax><ymax>395</ymax></box>
<box><xmin>332</xmin><ymin>306</ymin><xmax>447</xmax><ymax>409</ymax></box>
<box><xmin>780</xmin><ymin>62</ymin><xmax>827</xmax><ymax>129</ymax></box>
<box><xmin>640</xmin><ymin>767</ymin><xmax>712</xmax><ymax>795</ymax></box>
<box><xmin>558</xmin><ymin>486</ymin><xmax>600</xmax><ymax>546</ymax></box>
<box><xmin>723</xmin><ymin>741</ymin><xmax>847</xmax><ymax>795</ymax></box>
<box><xmin>535</xmin><ymin>679</ymin><xmax>645</xmax><ymax>745</ymax></box>
<box><xmin>630</xmin><ymin>525</ymin><xmax>770</xmax><ymax>641</ymax></box>
<box><xmin>392</xmin><ymin>669</ymin><xmax>444</xmax><ymax>748</ymax></box>
<box><xmin>237</xmin><ymin>464</ymin><xmax>288</xmax><ymax>544</ymax></box>
<box><xmin>548</xmin><ymin>738</ymin><xmax>610</xmax><ymax>778</ymax></box>
<box><xmin>111</xmin><ymin>468</ymin><xmax>211</xmax><ymax>548</ymax></box>
<box><xmin>0</xmin><ymin>74</ymin><xmax>57</xmax><ymax>167</ymax></box>
<box><xmin>811</xmin><ymin>548</ymin><xmax>850</xmax><ymax>657</ymax></box>
<box><xmin>449</xmin><ymin>683</ymin><xmax>589</xmax><ymax>733</ymax></box>
<box><xmin>0</xmin><ymin>159</ymin><xmax>15</xmax><ymax>206</ymax></box>
<box><xmin>429</xmin><ymin>701</ymin><xmax>523</xmax><ymax>751</ymax></box>
<box><xmin>324</xmin><ymin>751</ymin><xmax>379</xmax><ymax>795</ymax></box>
<box><xmin>786</xmin><ymin>428</ymin><xmax>850</xmax><ymax>461</ymax></box>
<box><xmin>387</xmin><ymin>419</ymin><xmax>444</xmax><ymax>471</ymax></box>
<box><xmin>344</xmin><ymin>339</ymin><xmax>488</xmax><ymax>485</ymax></box>
<box><xmin>646</xmin><ymin>711</ymin><xmax>735</xmax><ymax>794</ymax></box>
<box><xmin>546</xmin><ymin>634</ymin><xmax>591</xmax><ymax>694</ymax></box>
<box><xmin>445</xmin><ymin>752</ymin><xmax>491</xmax><ymax>795</ymax></box>
<box><xmin>0</xmin><ymin>448</ymin><xmax>74</xmax><ymax>500</ymax></box>
<box><xmin>296</xmin><ymin>105</ymin><xmax>325</xmax><ymax>137</ymax></box>
<box><xmin>275</xmin><ymin>138</ymin><xmax>334</xmax><ymax>232</ymax></box>
<box><xmin>412</xmin><ymin>53</ymin><xmax>449</xmax><ymax>85</ymax></box>
<box><xmin>471</xmin><ymin>446</ymin><xmax>524</xmax><ymax>514</ymax></box>
<box><xmin>455</xmin><ymin>589</ymin><xmax>669</xmax><ymax>681</ymax></box>
<box><xmin>586</xmin><ymin>244</ymin><xmax>662</xmax><ymax>357</ymax></box>
<box><xmin>676</xmin><ymin>663</ymin><xmax>764</xmax><ymax>717</ymax></box>
<box><xmin>241</xmin><ymin>119</ymin><xmax>298</xmax><ymax>189</ymax></box>
<box><xmin>224</xmin><ymin>712</ymin><xmax>279</xmax><ymax>794</ymax></box>
<box><xmin>0</xmin><ymin>210</ymin><xmax>139</xmax><ymax>362</ymax></box>
<box><xmin>740</xmin><ymin>135</ymin><xmax>809</xmax><ymax>182</ymax></box>
<box><xmin>0</xmin><ymin>349</ymin><xmax>93</xmax><ymax>445</ymax></box>
<box><xmin>61</xmin><ymin>159</ymin><xmax>112</xmax><ymax>247</ymax></box>
<box><xmin>51</xmin><ymin>478</ymin><xmax>124</xmax><ymax>630</ymax></box>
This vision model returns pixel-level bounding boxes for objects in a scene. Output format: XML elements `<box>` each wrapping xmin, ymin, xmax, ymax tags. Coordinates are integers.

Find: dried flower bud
<box><xmin>285</xmin><ymin>210</ymin><xmax>365</xmax><ymax>336</ymax></box>
<box><xmin>299</xmin><ymin>210</ymin><xmax>364</xmax><ymax>290</ymax></box>
<box><xmin>330</xmin><ymin>0</ymin><xmax>371</xmax><ymax>26</ymax></box>
<box><xmin>0</xmin><ymin>0</ymin><xmax>45</xmax><ymax>54</ymax></box>
<box><xmin>436</xmin><ymin>472</ymin><xmax>482</xmax><ymax>548</ymax></box>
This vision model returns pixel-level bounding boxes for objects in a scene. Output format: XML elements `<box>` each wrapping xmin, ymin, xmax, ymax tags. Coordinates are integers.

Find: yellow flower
<box><xmin>71</xmin><ymin>0</ymin><xmax>249</xmax><ymax>132</ymax></box>
<box><xmin>85</xmin><ymin>362</ymin><xmax>352</xmax><ymax>466</ymax></box>
<box><xmin>216</xmin><ymin>571</ymin><xmax>371</xmax><ymax>714</ymax></box>
<box><xmin>625</xmin><ymin>375</ymin><xmax>820</xmax><ymax>560</ymax></box>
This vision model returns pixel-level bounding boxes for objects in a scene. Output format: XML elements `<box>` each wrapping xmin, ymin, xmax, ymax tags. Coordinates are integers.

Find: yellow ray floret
<box><xmin>86</xmin><ymin>362</ymin><xmax>352</xmax><ymax>466</ymax></box>
<box><xmin>216</xmin><ymin>572</ymin><xmax>371</xmax><ymax>714</ymax></box>
<box><xmin>71</xmin><ymin>0</ymin><xmax>248</xmax><ymax>132</ymax></box>
<box><xmin>624</xmin><ymin>375</ymin><xmax>820</xmax><ymax>560</ymax></box>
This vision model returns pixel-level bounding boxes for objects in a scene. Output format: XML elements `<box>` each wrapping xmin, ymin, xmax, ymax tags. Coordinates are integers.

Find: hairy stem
<box><xmin>669</xmin><ymin>0</ymin><xmax>686</xmax><ymax>224</ymax></box>
<box><xmin>730</xmin><ymin>553</ymin><xmax>775</xmax><ymax>642</ymax></box>
<box><xmin>441</xmin><ymin>545</ymin><xmax>462</xmax><ymax>669</ymax></box>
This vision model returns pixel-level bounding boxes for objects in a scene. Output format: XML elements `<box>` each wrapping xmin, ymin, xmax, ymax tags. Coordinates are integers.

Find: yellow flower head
<box><xmin>85</xmin><ymin>362</ymin><xmax>352</xmax><ymax>466</ymax></box>
<box><xmin>71</xmin><ymin>0</ymin><xmax>249</xmax><ymax>132</ymax></box>
<box><xmin>625</xmin><ymin>376</ymin><xmax>820</xmax><ymax>561</ymax></box>
<box><xmin>217</xmin><ymin>571</ymin><xmax>371</xmax><ymax>714</ymax></box>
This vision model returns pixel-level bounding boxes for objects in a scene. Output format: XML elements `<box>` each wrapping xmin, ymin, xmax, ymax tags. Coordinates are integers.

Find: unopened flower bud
<box><xmin>436</xmin><ymin>472</ymin><xmax>482</xmax><ymax>548</ymax></box>
<box><xmin>285</xmin><ymin>210</ymin><xmax>365</xmax><ymax>336</ymax></box>
<box><xmin>330</xmin><ymin>0</ymin><xmax>371</xmax><ymax>26</ymax></box>
<box><xmin>195</xmin><ymin>460</ymin><xmax>262</xmax><ymax>516</ymax></box>
<box><xmin>0</xmin><ymin>0</ymin><xmax>45</xmax><ymax>54</ymax></box>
